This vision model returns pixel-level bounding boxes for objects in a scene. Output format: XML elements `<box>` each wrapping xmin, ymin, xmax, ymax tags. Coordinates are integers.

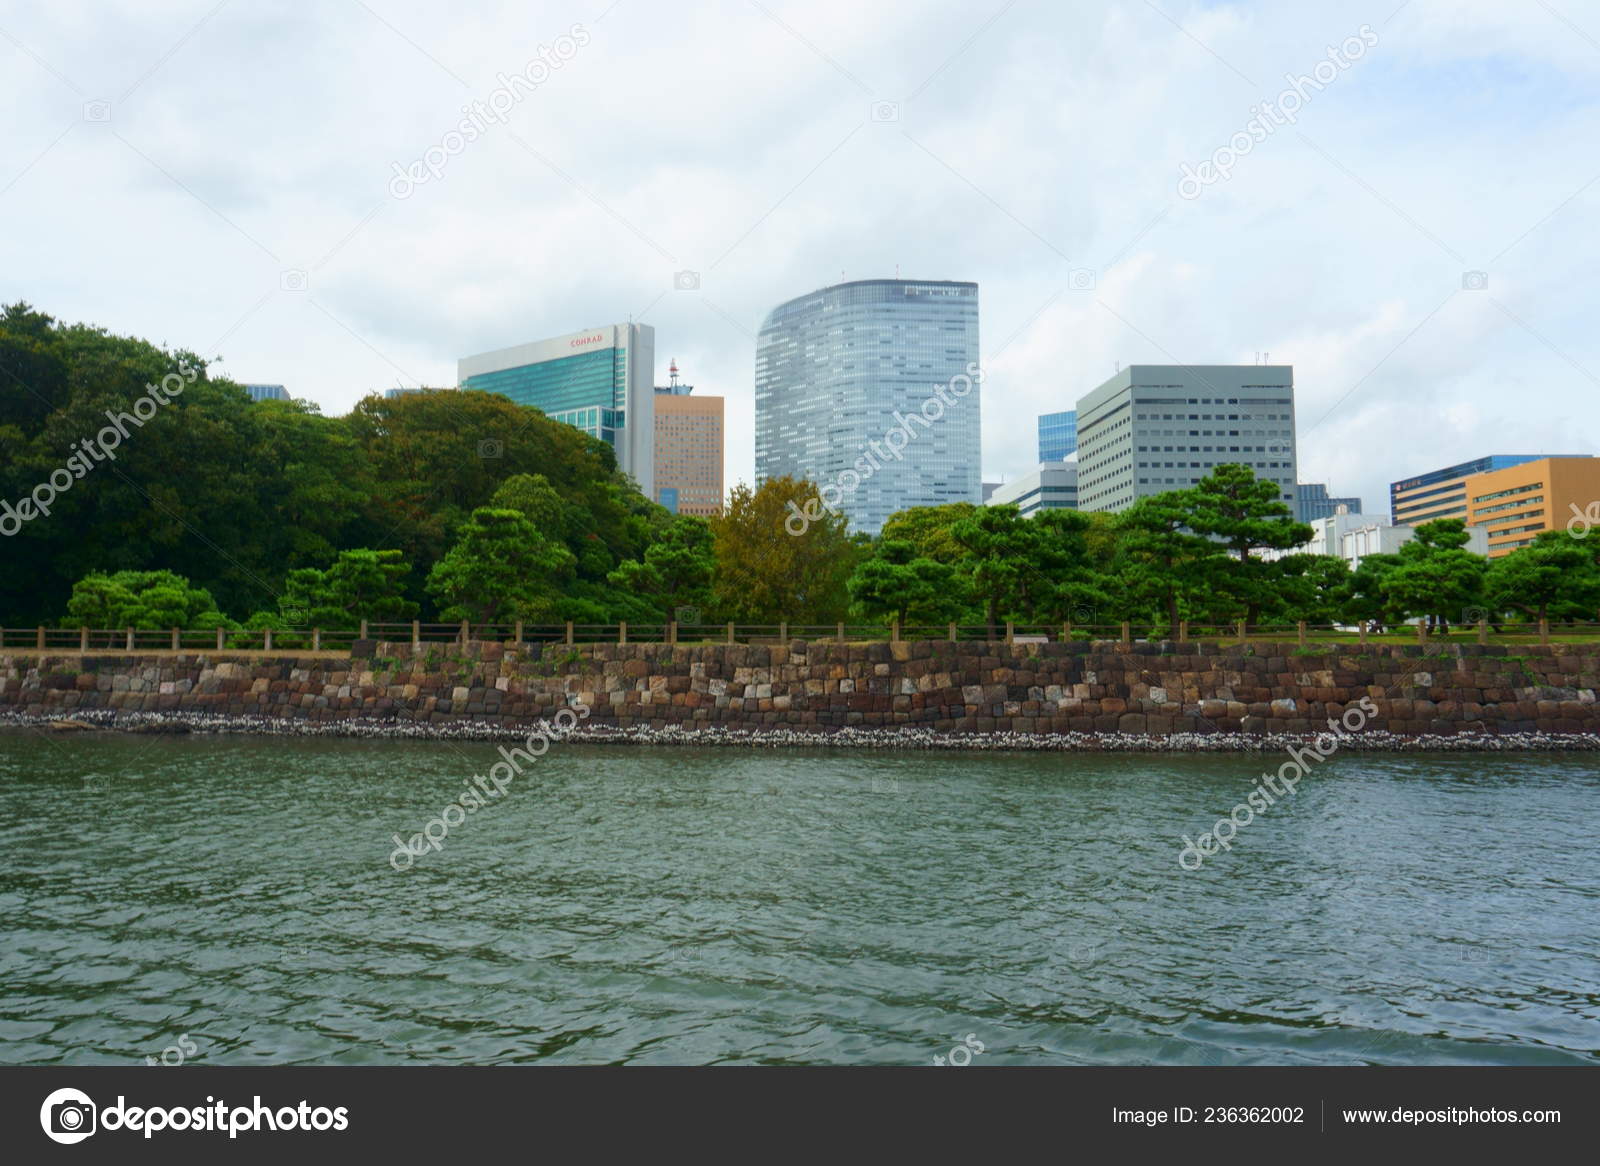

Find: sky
<box><xmin>4</xmin><ymin>0</ymin><xmax>1599</xmax><ymax>515</ymax></box>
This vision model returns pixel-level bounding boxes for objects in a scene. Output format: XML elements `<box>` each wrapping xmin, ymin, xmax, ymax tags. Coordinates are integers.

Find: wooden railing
<box><xmin>4</xmin><ymin>619</ymin><xmax>1600</xmax><ymax>651</ymax></box>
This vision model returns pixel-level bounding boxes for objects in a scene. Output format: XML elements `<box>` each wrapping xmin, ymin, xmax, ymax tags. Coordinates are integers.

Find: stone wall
<box><xmin>3</xmin><ymin>639</ymin><xmax>1599</xmax><ymax>735</ymax></box>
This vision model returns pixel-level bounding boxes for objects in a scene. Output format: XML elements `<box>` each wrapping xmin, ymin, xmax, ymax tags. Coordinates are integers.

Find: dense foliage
<box><xmin>9</xmin><ymin>307</ymin><xmax>1600</xmax><ymax>636</ymax></box>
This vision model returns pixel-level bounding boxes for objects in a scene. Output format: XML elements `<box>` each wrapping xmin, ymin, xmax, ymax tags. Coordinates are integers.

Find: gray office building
<box><xmin>1074</xmin><ymin>365</ymin><xmax>1297</xmax><ymax>513</ymax></box>
<box><xmin>243</xmin><ymin>383</ymin><xmax>288</xmax><ymax>402</ymax></box>
<box><xmin>754</xmin><ymin>278</ymin><xmax>981</xmax><ymax>535</ymax></box>
<box><xmin>1295</xmin><ymin>482</ymin><xmax>1363</xmax><ymax>523</ymax></box>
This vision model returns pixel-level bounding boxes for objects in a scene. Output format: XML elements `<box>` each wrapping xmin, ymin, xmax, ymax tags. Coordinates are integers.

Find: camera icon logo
<box><xmin>40</xmin><ymin>1087</ymin><xmax>97</xmax><ymax>1144</ymax></box>
<box><xmin>1461</xmin><ymin>270</ymin><xmax>1489</xmax><ymax>291</ymax></box>
<box><xmin>1068</xmin><ymin>267</ymin><xmax>1096</xmax><ymax>291</ymax></box>
<box><xmin>280</xmin><ymin>269</ymin><xmax>308</xmax><ymax>292</ymax></box>
<box><xmin>673</xmin><ymin>604</ymin><xmax>701</xmax><ymax>626</ymax></box>
<box><xmin>83</xmin><ymin>100</ymin><xmax>112</xmax><ymax>122</ymax></box>
<box><xmin>477</xmin><ymin>438</ymin><xmax>503</xmax><ymax>458</ymax></box>
<box><xmin>870</xmin><ymin>100</ymin><xmax>900</xmax><ymax>122</ymax></box>
<box><xmin>673</xmin><ymin>270</ymin><xmax>700</xmax><ymax>291</ymax></box>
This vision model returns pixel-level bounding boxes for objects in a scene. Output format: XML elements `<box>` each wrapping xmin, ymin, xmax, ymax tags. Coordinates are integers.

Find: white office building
<box><xmin>987</xmin><ymin>462</ymin><xmax>1078</xmax><ymax>516</ymax></box>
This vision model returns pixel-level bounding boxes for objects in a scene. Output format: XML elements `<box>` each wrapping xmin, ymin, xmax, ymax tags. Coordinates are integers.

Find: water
<box><xmin>1</xmin><ymin>730</ymin><xmax>1597</xmax><ymax>1065</ymax></box>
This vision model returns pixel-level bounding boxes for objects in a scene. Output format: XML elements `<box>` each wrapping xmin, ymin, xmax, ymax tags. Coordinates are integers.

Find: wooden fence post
<box><xmin>1062</xmin><ymin>621</ymin><xmax>1071</xmax><ymax>642</ymax></box>
<box><xmin>1358</xmin><ymin>620</ymin><xmax>1368</xmax><ymax>646</ymax></box>
<box><xmin>1417</xmin><ymin>621</ymin><xmax>1427</xmax><ymax>643</ymax></box>
<box><xmin>565</xmin><ymin>621</ymin><xmax>574</xmax><ymax>646</ymax></box>
<box><xmin>949</xmin><ymin>622</ymin><xmax>958</xmax><ymax>642</ymax></box>
<box><xmin>1178</xmin><ymin>619</ymin><xmax>1189</xmax><ymax>643</ymax></box>
<box><xmin>1237</xmin><ymin>619</ymin><xmax>1247</xmax><ymax>644</ymax></box>
<box><xmin>1297</xmin><ymin>620</ymin><xmax>1308</xmax><ymax>647</ymax></box>
<box><xmin>312</xmin><ymin>628</ymin><xmax>322</xmax><ymax>651</ymax></box>
<box><xmin>1004</xmin><ymin>620</ymin><xmax>1014</xmax><ymax>645</ymax></box>
<box><xmin>779</xmin><ymin>621</ymin><xmax>787</xmax><ymax>644</ymax></box>
<box><xmin>125</xmin><ymin>627</ymin><xmax>134</xmax><ymax>651</ymax></box>
<box><xmin>837</xmin><ymin>622</ymin><xmax>845</xmax><ymax>644</ymax></box>
<box><xmin>513</xmin><ymin>620</ymin><xmax>523</xmax><ymax>645</ymax></box>
<box><xmin>668</xmin><ymin>620</ymin><xmax>678</xmax><ymax>645</ymax></box>
<box><xmin>1120</xmin><ymin>621</ymin><xmax>1131</xmax><ymax>646</ymax></box>
<box><xmin>618</xmin><ymin>621</ymin><xmax>627</xmax><ymax>645</ymax></box>
<box><xmin>411</xmin><ymin>620</ymin><xmax>420</xmax><ymax>649</ymax></box>
<box><xmin>1478</xmin><ymin>618</ymin><xmax>1489</xmax><ymax>645</ymax></box>
<box><xmin>892</xmin><ymin>619</ymin><xmax>901</xmax><ymax>644</ymax></box>
<box><xmin>263</xmin><ymin>627</ymin><xmax>273</xmax><ymax>651</ymax></box>
<box><xmin>79</xmin><ymin>627</ymin><xmax>89</xmax><ymax>651</ymax></box>
<box><xmin>459</xmin><ymin>619</ymin><xmax>470</xmax><ymax>645</ymax></box>
<box><xmin>727</xmin><ymin>621</ymin><xmax>736</xmax><ymax>645</ymax></box>
<box><xmin>1539</xmin><ymin>617</ymin><xmax>1550</xmax><ymax>645</ymax></box>
<box><xmin>216</xmin><ymin>626</ymin><xmax>225</xmax><ymax>650</ymax></box>
<box><xmin>171</xmin><ymin>627</ymin><xmax>180</xmax><ymax>651</ymax></box>
<box><xmin>36</xmin><ymin>626</ymin><xmax>45</xmax><ymax>650</ymax></box>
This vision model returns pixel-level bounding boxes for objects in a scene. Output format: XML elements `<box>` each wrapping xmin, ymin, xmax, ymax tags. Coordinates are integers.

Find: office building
<box><xmin>1038</xmin><ymin>410</ymin><xmax>1078</xmax><ymax>462</ymax></box>
<box><xmin>1463</xmin><ymin>455</ymin><xmax>1600</xmax><ymax>557</ymax></box>
<box><xmin>1074</xmin><ymin>365</ymin><xmax>1297</xmax><ymax>514</ymax></box>
<box><xmin>243</xmin><ymin>383</ymin><xmax>288</xmax><ymax>402</ymax></box>
<box><xmin>1390</xmin><ymin>454</ymin><xmax>1586</xmax><ymax>526</ymax></box>
<box><xmin>987</xmin><ymin>462</ymin><xmax>1078</xmax><ymax>516</ymax></box>
<box><xmin>1295</xmin><ymin>482</ymin><xmax>1363</xmax><ymax>523</ymax></box>
<box><xmin>981</xmin><ymin>481</ymin><xmax>1000</xmax><ymax>504</ymax></box>
<box><xmin>754</xmin><ymin>278</ymin><xmax>980</xmax><ymax>535</ymax></box>
<box><xmin>459</xmin><ymin>323</ymin><xmax>655</xmax><ymax>494</ymax></box>
<box><xmin>1341</xmin><ymin>520</ymin><xmax>1489</xmax><ymax>570</ymax></box>
<box><xmin>653</xmin><ymin>361</ymin><xmax>724</xmax><ymax>516</ymax></box>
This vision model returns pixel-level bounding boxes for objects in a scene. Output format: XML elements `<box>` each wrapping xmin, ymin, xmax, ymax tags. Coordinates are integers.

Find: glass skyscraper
<box><xmin>1038</xmin><ymin>410</ymin><xmax>1077</xmax><ymax>461</ymax></box>
<box><xmin>458</xmin><ymin>324</ymin><xmax>654</xmax><ymax>493</ymax></box>
<box><xmin>754</xmin><ymin>278</ymin><xmax>980</xmax><ymax>534</ymax></box>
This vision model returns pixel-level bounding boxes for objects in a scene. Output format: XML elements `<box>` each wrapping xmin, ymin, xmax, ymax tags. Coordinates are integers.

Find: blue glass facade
<box><xmin>754</xmin><ymin>279</ymin><xmax>980</xmax><ymax>534</ymax></box>
<box><xmin>1038</xmin><ymin>410</ymin><xmax>1077</xmax><ymax>461</ymax></box>
<box><xmin>457</xmin><ymin>325</ymin><xmax>654</xmax><ymax>492</ymax></box>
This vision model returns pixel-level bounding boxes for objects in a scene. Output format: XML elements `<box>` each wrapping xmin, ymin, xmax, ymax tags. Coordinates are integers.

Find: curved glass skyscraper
<box><xmin>754</xmin><ymin>278</ymin><xmax>980</xmax><ymax>534</ymax></box>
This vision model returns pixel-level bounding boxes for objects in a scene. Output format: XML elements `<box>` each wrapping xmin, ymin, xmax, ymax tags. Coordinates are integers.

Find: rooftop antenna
<box><xmin>1264</xmin><ymin>351</ymin><xmax>1270</xmax><ymax>363</ymax></box>
<box><xmin>668</xmin><ymin>358</ymin><xmax>680</xmax><ymax>390</ymax></box>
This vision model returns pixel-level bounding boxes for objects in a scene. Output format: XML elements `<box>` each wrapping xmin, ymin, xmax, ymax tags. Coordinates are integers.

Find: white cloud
<box><xmin>1</xmin><ymin>0</ymin><xmax>1596</xmax><ymax>514</ymax></box>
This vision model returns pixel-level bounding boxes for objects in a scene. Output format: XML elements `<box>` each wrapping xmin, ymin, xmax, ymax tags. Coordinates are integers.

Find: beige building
<box><xmin>653</xmin><ymin>367</ymin><xmax>724</xmax><ymax>516</ymax></box>
<box><xmin>1464</xmin><ymin>456</ymin><xmax>1600</xmax><ymax>557</ymax></box>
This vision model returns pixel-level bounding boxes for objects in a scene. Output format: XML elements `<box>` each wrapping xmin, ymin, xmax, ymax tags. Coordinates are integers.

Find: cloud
<box><xmin>1</xmin><ymin>0</ymin><xmax>1595</xmax><ymax>516</ymax></box>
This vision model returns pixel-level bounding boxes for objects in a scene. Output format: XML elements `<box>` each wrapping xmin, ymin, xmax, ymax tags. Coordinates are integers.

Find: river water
<box><xmin>1</xmin><ymin>732</ymin><xmax>1596</xmax><ymax>1065</ymax></box>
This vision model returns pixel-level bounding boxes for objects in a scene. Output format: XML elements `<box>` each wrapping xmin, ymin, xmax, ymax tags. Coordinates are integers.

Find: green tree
<box><xmin>878</xmin><ymin>502</ymin><xmax>980</xmax><ymax>563</ymax></box>
<box><xmin>947</xmin><ymin>505</ymin><xmax>1044</xmax><ymax>637</ymax></box>
<box><xmin>710</xmin><ymin>477</ymin><xmax>855</xmax><ymax>623</ymax></box>
<box><xmin>62</xmin><ymin>569</ymin><xmax>229</xmax><ymax>631</ymax></box>
<box><xmin>279</xmin><ymin>548</ymin><xmax>417</xmax><ymax>628</ymax></box>
<box><xmin>1182</xmin><ymin>465</ymin><xmax>1312</xmax><ymax>623</ymax></box>
<box><xmin>1340</xmin><ymin>552</ymin><xmax>1406</xmax><ymax>631</ymax></box>
<box><xmin>425</xmin><ymin>508</ymin><xmax>576</xmax><ymax>624</ymax></box>
<box><xmin>1381</xmin><ymin>519</ymin><xmax>1487</xmax><ymax>632</ymax></box>
<box><xmin>1483</xmin><ymin>530</ymin><xmax>1600</xmax><ymax>625</ymax></box>
<box><xmin>1109</xmin><ymin>492</ymin><xmax>1222</xmax><ymax>635</ymax></box>
<box><xmin>846</xmin><ymin>539</ymin><xmax>964</xmax><ymax>628</ymax></box>
<box><xmin>606</xmin><ymin>515</ymin><xmax>716</xmax><ymax>620</ymax></box>
<box><xmin>1276</xmin><ymin>554</ymin><xmax>1353</xmax><ymax>625</ymax></box>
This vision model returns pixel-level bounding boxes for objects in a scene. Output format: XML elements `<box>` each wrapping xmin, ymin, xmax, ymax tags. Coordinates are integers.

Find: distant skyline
<box><xmin>4</xmin><ymin>0</ymin><xmax>1598</xmax><ymax>515</ymax></box>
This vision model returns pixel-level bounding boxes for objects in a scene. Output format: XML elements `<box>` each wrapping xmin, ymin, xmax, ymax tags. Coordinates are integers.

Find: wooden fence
<box><xmin>4</xmin><ymin>618</ymin><xmax>1599</xmax><ymax>651</ymax></box>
